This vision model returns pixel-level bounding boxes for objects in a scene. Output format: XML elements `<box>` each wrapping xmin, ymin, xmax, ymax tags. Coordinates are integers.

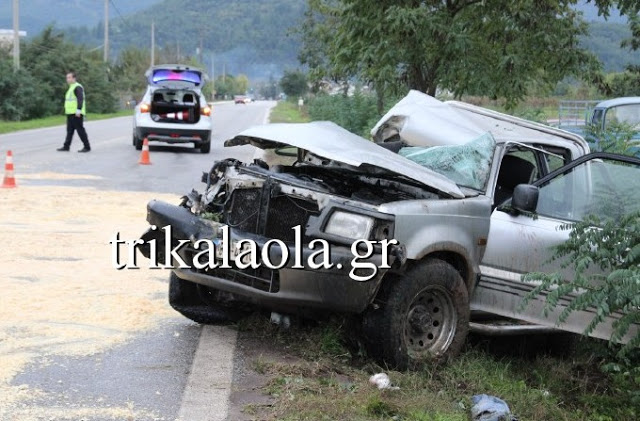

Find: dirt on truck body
<box><xmin>140</xmin><ymin>90</ymin><xmax>640</xmax><ymax>369</ymax></box>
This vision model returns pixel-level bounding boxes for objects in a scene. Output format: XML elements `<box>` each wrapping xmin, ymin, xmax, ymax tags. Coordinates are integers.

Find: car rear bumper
<box><xmin>136</xmin><ymin>127</ymin><xmax>211</xmax><ymax>144</ymax></box>
<box><xmin>138</xmin><ymin>200</ymin><xmax>393</xmax><ymax>314</ymax></box>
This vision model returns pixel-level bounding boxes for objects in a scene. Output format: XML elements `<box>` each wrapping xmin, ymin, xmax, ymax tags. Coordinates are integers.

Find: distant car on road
<box><xmin>234</xmin><ymin>95</ymin><xmax>251</xmax><ymax>104</ymax></box>
<box><xmin>133</xmin><ymin>64</ymin><xmax>213</xmax><ymax>154</ymax></box>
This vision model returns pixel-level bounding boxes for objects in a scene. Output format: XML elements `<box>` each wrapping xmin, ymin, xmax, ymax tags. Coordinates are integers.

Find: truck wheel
<box><xmin>168</xmin><ymin>272</ymin><xmax>247</xmax><ymax>324</ymax></box>
<box><xmin>134</xmin><ymin>137</ymin><xmax>143</xmax><ymax>150</ymax></box>
<box><xmin>199</xmin><ymin>141</ymin><xmax>211</xmax><ymax>154</ymax></box>
<box><xmin>363</xmin><ymin>258</ymin><xmax>469</xmax><ymax>369</ymax></box>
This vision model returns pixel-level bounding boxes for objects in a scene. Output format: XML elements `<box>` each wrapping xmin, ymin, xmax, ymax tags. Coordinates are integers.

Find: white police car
<box><xmin>133</xmin><ymin>65</ymin><xmax>213</xmax><ymax>153</ymax></box>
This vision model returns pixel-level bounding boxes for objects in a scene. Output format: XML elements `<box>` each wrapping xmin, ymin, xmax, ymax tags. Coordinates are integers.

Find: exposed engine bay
<box><xmin>185</xmin><ymin>158</ymin><xmax>440</xmax><ymax>214</ymax></box>
<box><xmin>178</xmin><ymin>158</ymin><xmax>438</xmax><ymax>244</ymax></box>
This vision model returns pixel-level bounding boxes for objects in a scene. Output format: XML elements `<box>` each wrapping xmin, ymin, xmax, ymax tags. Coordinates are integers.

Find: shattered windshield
<box><xmin>398</xmin><ymin>132</ymin><xmax>497</xmax><ymax>191</ymax></box>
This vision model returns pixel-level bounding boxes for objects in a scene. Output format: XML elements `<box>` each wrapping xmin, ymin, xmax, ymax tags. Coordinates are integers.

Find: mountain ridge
<box><xmin>2</xmin><ymin>0</ymin><xmax>635</xmax><ymax>79</ymax></box>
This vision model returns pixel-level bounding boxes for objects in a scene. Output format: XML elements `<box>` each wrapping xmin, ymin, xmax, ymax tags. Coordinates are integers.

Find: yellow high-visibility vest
<box><xmin>64</xmin><ymin>82</ymin><xmax>86</xmax><ymax>115</ymax></box>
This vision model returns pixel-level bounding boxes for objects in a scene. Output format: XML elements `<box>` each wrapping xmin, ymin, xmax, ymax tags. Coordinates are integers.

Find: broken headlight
<box><xmin>324</xmin><ymin>211</ymin><xmax>374</xmax><ymax>240</ymax></box>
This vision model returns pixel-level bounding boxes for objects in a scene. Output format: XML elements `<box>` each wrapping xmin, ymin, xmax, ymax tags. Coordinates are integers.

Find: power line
<box><xmin>109</xmin><ymin>0</ymin><xmax>139</xmax><ymax>35</ymax></box>
<box><xmin>109</xmin><ymin>0</ymin><xmax>126</xmax><ymax>22</ymax></box>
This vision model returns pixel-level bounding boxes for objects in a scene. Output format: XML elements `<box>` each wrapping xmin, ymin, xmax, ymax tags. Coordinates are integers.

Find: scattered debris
<box><xmin>270</xmin><ymin>312</ymin><xmax>291</xmax><ymax>329</ymax></box>
<box><xmin>0</xmin><ymin>185</ymin><xmax>177</xmax><ymax>418</ymax></box>
<box><xmin>470</xmin><ymin>394</ymin><xmax>516</xmax><ymax>421</ymax></box>
<box><xmin>369</xmin><ymin>373</ymin><xmax>400</xmax><ymax>390</ymax></box>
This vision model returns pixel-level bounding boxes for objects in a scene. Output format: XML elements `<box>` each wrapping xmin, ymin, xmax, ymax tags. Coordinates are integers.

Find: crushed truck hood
<box><xmin>225</xmin><ymin>121</ymin><xmax>464</xmax><ymax>198</ymax></box>
<box><xmin>371</xmin><ymin>90</ymin><xmax>589</xmax><ymax>152</ymax></box>
<box><xmin>371</xmin><ymin>90</ymin><xmax>485</xmax><ymax>147</ymax></box>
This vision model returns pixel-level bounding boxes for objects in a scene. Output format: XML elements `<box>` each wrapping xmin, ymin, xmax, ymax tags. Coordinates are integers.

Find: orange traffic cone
<box><xmin>138</xmin><ymin>138</ymin><xmax>152</xmax><ymax>165</ymax></box>
<box><xmin>160</xmin><ymin>110</ymin><xmax>189</xmax><ymax>120</ymax></box>
<box><xmin>2</xmin><ymin>150</ymin><xmax>16</xmax><ymax>188</ymax></box>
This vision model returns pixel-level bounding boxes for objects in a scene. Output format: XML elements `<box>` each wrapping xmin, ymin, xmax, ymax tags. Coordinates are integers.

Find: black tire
<box><xmin>168</xmin><ymin>272</ymin><xmax>248</xmax><ymax>324</ymax></box>
<box><xmin>134</xmin><ymin>137</ymin><xmax>143</xmax><ymax>150</ymax></box>
<box><xmin>199</xmin><ymin>141</ymin><xmax>211</xmax><ymax>154</ymax></box>
<box><xmin>363</xmin><ymin>258</ymin><xmax>469</xmax><ymax>369</ymax></box>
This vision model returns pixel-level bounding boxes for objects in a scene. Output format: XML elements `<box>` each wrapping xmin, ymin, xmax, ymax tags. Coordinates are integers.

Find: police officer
<box><xmin>57</xmin><ymin>72</ymin><xmax>91</xmax><ymax>152</ymax></box>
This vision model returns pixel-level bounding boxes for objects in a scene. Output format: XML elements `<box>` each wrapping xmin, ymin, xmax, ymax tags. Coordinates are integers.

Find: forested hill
<box><xmin>0</xmin><ymin>0</ymin><xmax>158</xmax><ymax>35</ymax></box>
<box><xmin>64</xmin><ymin>0</ymin><xmax>307</xmax><ymax>80</ymax></box>
<box><xmin>8</xmin><ymin>0</ymin><xmax>635</xmax><ymax>79</ymax></box>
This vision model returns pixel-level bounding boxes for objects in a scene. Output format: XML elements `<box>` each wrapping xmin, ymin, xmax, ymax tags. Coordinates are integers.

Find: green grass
<box><xmin>480</xmin><ymin>104</ymin><xmax>558</xmax><ymax>123</ymax></box>
<box><xmin>0</xmin><ymin>109</ymin><xmax>134</xmax><ymax>135</ymax></box>
<box><xmin>269</xmin><ymin>100</ymin><xmax>311</xmax><ymax>124</ymax></box>
<box><xmin>235</xmin><ymin>314</ymin><xmax>639</xmax><ymax>421</ymax></box>
<box><xmin>457</xmin><ymin>96</ymin><xmax>564</xmax><ymax>124</ymax></box>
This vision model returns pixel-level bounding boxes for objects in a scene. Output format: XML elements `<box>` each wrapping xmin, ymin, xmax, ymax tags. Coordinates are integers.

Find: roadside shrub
<box><xmin>521</xmin><ymin>122</ymin><xmax>640</xmax><ymax>353</ymax></box>
<box><xmin>522</xmin><ymin>212</ymin><xmax>640</xmax><ymax>354</ymax></box>
<box><xmin>513</xmin><ymin>108</ymin><xmax>547</xmax><ymax>124</ymax></box>
<box><xmin>585</xmin><ymin>121</ymin><xmax>640</xmax><ymax>155</ymax></box>
<box><xmin>307</xmin><ymin>90</ymin><xmax>380</xmax><ymax>137</ymax></box>
<box><xmin>521</xmin><ymin>206</ymin><xmax>640</xmax><ymax>412</ymax></box>
<box><xmin>279</xmin><ymin>70</ymin><xmax>308</xmax><ymax>98</ymax></box>
<box><xmin>0</xmin><ymin>53</ymin><xmax>50</xmax><ymax>120</ymax></box>
<box><xmin>603</xmin><ymin>69</ymin><xmax>640</xmax><ymax>97</ymax></box>
<box><xmin>0</xmin><ymin>26</ymin><xmax>117</xmax><ymax>121</ymax></box>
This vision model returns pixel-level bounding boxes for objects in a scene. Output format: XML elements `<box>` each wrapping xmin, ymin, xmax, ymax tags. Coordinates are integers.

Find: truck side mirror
<box><xmin>512</xmin><ymin>184</ymin><xmax>539</xmax><ymax>213</ymax></box>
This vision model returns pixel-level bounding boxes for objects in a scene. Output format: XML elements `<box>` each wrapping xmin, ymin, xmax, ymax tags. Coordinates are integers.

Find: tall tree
<box><xmin>298</xmin><ymin>0</ymin><xmax>345</xmax><ymax>87</ymax></box>
<box><xmin>280</xmin><ymin>70</ymin><xmax>309</xmax><ymax>97</ymax></box>
<box><xmin>111</xmin><ymin>47</ymin><xmax>150</xmax><ymax>96</ymax></box>
<box><xmin>301</xmin><ymin>0</ymin><xmax>639</xmax><ymax>110</ymax></box>
<box><xmin>236</xmin><ymin>74</ymin><xmax>250</xmax><ymax>95</ymax></box>
<box><xmin>21</xmin><ymin>26</ymin><xmax>116</xmax><ymax>115</ymax></box>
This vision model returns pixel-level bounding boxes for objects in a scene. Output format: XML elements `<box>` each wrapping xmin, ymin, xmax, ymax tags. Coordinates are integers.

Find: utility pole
<box><xmin>177</xmin><ymin>39</ymin><xmax>180</xmax><ymax>63</ymax></box>
<box><xmin>210</xmin><ymin>53</ymin><xmax>215</xmax><ymax>98</ymax></box>
<box><xmin>103</xmin><ymin>0</ymin><xmax>109</xmax><ymax>62</ymax></box>
<box><xmin>222</xmin><ymin>63</ymin><xmax>226</xmax><ymax>83</ymax></box>
<box><xmin>198</xmin><ymin>36</ymin><xmax>203</xmax><ymax>65</ymax></box>
<box><xmin>150</xmin><ymin>21</ymin><xmax>155</xmax><ymax>66</ymax></box>
<box><xmin>210</xmin><ymin>54</ymin><xmax>215</xmax><ymax>81</ymax></box>
<box><xmin>12</xmin><ymin>0</ymin><xmax>19</xmax><ymax>70</ymax></box>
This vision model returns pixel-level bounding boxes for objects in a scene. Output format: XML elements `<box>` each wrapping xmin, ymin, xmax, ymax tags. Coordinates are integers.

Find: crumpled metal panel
<box><xmin>225</xmin><ymin>121</ymin><xmax>465</xmax><ymax>198</ymax></box>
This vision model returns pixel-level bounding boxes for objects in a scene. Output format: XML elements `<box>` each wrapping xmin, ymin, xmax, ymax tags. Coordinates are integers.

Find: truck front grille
<box><xmin>192</xmin><ymin>185</ymin><xmax>319</xmax><ymax>294</ymax></box>
<box><xmin>226</xmin><ymin>188</ymin><xmax>261</xmax><ymax>233</ymax></box>
<box><xmin>184</xmin><ymin>246</ymin><xmax>280</xmax><ymax>293</ymax></box>
<box><xmin>196</xmin><ymin>265</ymin><xmax>280</xmax><ymax>293</ymax></box>
<box><xmin>226</xmin><ymin>187</ymin><xmax>320</xmax><ymax>242</ymax></box>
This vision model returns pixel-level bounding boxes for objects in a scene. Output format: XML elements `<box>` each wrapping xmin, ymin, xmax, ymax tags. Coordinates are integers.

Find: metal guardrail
<box><xmin>558</xmin><ymin>100</ymin><xmax>601</xmax><ymax>127</ymax></box>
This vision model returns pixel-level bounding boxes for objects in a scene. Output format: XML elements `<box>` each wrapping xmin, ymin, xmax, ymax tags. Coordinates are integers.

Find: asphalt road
<box><xmin>2</xmin><ymin>101</ymin><xmax>275</xmax><ymax>421</ymax></box>
<box><xmin>1</xmin><ymin>101</ymin><xmax>274</xmax><ymax>194</ymax></box>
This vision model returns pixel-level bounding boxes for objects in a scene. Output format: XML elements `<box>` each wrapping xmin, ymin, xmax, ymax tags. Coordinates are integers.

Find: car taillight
<box><xmin>201</xmin><ymin>106</ymin><xmax>212</xmax><ymax>116</ymax></box>
<box><xmin>140</xmin><ymin>102</ymin><xmax>150</xmax><ymax>113</ymax></box>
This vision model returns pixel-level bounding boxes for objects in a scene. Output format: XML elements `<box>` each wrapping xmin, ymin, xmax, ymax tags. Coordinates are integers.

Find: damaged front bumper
<box><xmin>139</xmin><ymin>200</ymin><xmax>401</xmax><ymax>314</ymax></box>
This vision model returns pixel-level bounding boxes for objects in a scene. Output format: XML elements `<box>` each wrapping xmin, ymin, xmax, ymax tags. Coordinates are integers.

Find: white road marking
<box><xmin>177</xmin><ymin>103</ymin><xmax>274</xmax><ymax>420</ymax></box>
<box><xmin>263</xmin><ymin>105</ymin><xmax>273</xmax><ymax>125</ymax></box>
<box><xmin>177</xmin><ymin>326</ymin><xmax>237</xmax><ymax>421</ymax></box>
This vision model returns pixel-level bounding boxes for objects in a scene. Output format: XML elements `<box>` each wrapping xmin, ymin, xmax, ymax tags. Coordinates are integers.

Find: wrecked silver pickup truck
<box><xmin>140</xmin><ymin>91</ymin><xmax>640</xmax><ymax>368</ymax></box>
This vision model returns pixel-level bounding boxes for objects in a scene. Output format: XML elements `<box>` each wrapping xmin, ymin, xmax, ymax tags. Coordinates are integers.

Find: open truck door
<box><xmin>475</xmin><ymin>152</ymin><xmax>640</xmax><ymax>343</ymax></box>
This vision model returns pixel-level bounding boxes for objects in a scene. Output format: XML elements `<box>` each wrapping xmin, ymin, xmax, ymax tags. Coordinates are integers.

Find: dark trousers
<box><xmin>64</xmin><ymin>114</ymin><xmax>90</xmax><ymax>148</ymax></box>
